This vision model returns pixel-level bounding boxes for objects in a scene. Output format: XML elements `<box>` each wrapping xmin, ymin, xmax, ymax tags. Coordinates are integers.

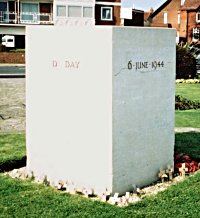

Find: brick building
<box><xmin>147</xmin><ymin>0</ymin><xmax>200</xmax><ymax>43</ymax></box>
<box><xmin>180</xmin><ymin>0</ymin><xmax>200</xmax><ymax>42</ymax></box>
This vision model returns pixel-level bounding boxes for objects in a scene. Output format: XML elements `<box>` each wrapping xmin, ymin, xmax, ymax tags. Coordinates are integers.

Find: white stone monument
<box><xmin>26</xmin><ymin>26</ymin><xmax>176</xmax><ymax>196</ymax></box>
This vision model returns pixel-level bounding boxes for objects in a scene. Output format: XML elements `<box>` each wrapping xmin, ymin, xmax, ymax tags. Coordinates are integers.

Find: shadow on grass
<box><xmin>175</xmin><ymin>132</ymin><xmax>200</xmax><ymax>161</ymax></box>
<box><xmin>0</xmin><ymin>133</ymin><xmax>199</xmax><ymax>173</ymax></box>
<box><xmin>0</xmin><ymin>156</ymin><xmax>26</xmax><ymax>172</ymax></box>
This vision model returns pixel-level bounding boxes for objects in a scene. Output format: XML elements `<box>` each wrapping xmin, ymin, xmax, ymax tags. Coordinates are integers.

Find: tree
<box><xmin>176</xmin><ymin>44</ymin><xmax>196</xmax><ymax>79</ymax></box>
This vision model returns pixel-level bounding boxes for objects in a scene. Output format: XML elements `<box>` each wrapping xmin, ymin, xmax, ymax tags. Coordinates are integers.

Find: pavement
<box><xmin>0</xmin><ymin>78</ymin><xmax>25</xmax><ymax>133</ymax></box>
<box><xmin>0</xmin><ymin>64</ymin><xmax>25</xmax><ymax>78</ymax></box>
<box><xmin>175</xmin><ymin>127</ymin><xmax>200</xmax><ymax>133</ymax></box>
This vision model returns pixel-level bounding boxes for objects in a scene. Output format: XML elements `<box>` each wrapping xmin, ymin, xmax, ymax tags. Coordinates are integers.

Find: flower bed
<box><xmin>176</xmin><ymin>79</ymin><xmax>200</xmax><ymax>84</ymax></box>
<box><xmin>175</xmin><ymin>154</ymin><xmax>199</xmax><ymax>174</ymax></box>
<box><xmin>175</xmin><ymin>95</ymin><xmax>200</xmax><ymax>110</ymax></box>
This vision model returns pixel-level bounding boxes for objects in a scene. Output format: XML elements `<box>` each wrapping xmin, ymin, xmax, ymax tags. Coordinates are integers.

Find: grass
<box><xmin>176</xmin><ymin>83</ymin><xmax>200</xmax><ymax>102</ymax></box>
<box><xmin>176</xmin><ymin>83</ymin><xmax>200</xmax><ymax>128</ymax></box>
<box><xmin>6</xmin><ymin>48</ymin><xmax>25</xmax><ymax>53</ymax></box>
<box><xmin>0</xmin><ymin>133</ymin><xmax>26</xmax><ymax>172</ymax></box>
<box><xmin>0</xmin><ymin>172</ymin><xmax>200</xmax><ymax>218</ymax></box>
<box><xmin>0</xmin><ymin>133</ymin><xmax>199</xmax><ymax>217</ymax></box>
<box><xmin>175</xmin><ymin>110</ymin><xmax>200</xmax><ymax>128</ymax></box>
<box><xmin>175</xmin><ymin>132</ymin><xmax>200</xmax><ymax>160</ymax></box>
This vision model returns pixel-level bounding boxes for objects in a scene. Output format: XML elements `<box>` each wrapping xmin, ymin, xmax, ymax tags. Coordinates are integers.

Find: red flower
<box><xmin>174</xmin><ymin>153</ymin><xmax>199</xmax><ymax>174</ymax></box>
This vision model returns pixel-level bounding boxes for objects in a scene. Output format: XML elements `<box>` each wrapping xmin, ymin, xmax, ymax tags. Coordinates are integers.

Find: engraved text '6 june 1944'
<box><xmin>128</xmin><ymin>61</ymin><xmax>164</xmax><ymax>71</ymax></box>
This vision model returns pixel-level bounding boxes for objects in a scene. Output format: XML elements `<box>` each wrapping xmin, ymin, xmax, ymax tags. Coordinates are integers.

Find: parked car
<box><xmin>2</xmin><ymin>35</ymin><xmax>15</xmax><ymax>48</ymax></box>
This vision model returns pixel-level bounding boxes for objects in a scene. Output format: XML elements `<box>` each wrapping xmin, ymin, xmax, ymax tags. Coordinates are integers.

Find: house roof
<box><xmin>181</xmin><ymin>0</ymin><xmax>200</xmax><ymax>10</ymax></box>
<box><xmin>148</xmin><ymin>0</ymin><xmax>172</xmax><ymax>19</ymax></box>
<box><xmin>144</xmin><ymin>12</ymin><xmax>151</xmax><ymax>21</ymax></box>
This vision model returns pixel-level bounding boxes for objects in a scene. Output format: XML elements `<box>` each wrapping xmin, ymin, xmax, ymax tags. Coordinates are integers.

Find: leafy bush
<box><xmin>176</xmin><ymin>45</ymin><xmax>196</xmax><ymax>79</ymax></box>
<box><xmin>175</xmin><ymin>95</ymin><xmax>200</xmax><ymax>110</ymax></box>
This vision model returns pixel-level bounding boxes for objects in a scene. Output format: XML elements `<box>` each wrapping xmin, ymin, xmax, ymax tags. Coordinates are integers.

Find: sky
<box><xmin>122</xmin><ymin>0</ymin><xmax>167</xmax><ymax>11</ymax></box>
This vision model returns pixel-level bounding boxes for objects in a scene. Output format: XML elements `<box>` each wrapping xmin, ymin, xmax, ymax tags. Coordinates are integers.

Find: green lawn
<box><xmin>175</xmin><ymin>132</ymin><xmax>200</xmax><ymax>160</ymax></box>
<box><xmin>0</xmin><ymin>172</ymin><xmax>200</xmax><ymax>218</ymax></box>
<box><xmin>176</xmin><ymin>83</ymin><xmax>200</xmax><ymax>128</ymax></box>
<box><xmin>0</xmin><ymin>133</ymin><xmax>26</xmax><ymax>172</ymax></box>
<box><xmin>0</xmin><ymin>133</ymin><xmax>200</xmax><ymax>217</ymax></box>
<box><xmin>176</xmin><ymin>83</ymin><xmax>200</xmax><ymax>102</ymax></box>
<box><xmin>175</xmin><ymin>110</ymin><xmax>200</xmax><ymax>128</ymax></box>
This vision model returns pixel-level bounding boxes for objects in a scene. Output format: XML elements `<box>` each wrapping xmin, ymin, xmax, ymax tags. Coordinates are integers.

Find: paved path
<box><xmin>175</xmin><ymin>127</ymin><xmax>200</xmax><ymax>133</ymax></box>
<box><xmin>0</xmin><ymin>78</ymin><xmax>25</xmax><ymax>133</ymax></box>
<box><xmin>0</xmin><ymin>64</ymin><xmax>25</xmax><ymax>77</ymax></box>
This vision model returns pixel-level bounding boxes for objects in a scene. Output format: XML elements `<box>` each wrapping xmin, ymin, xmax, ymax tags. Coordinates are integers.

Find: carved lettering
<box><xmin>128</xmin><ymin>61</ymin><xmax>132</xmax><ymax>70</ymax></box>
<box><xmin>128</xmin><ymin>60</ymin><xmax>165</xmax><ymax>71</ymax></box>
<box><xmin>52</xmin><ymin>60</ymin><xmax>80</xmax><ymax>70</ymax></box>
<box><xmin>136</xmin><ymin>62</ymin><xmax>148</xmax><ymax>70</ymax></box>
<box><xmin>75</xmin><ymin>62</ymin><xmax>80</xmax><ymax>69</ymax></box>
<box><xmin>65</xmin><ymin>61</ymin><xmax>80</xmax><ymax>69</ymax></box>
<box><xmin>53</xmin><ymin>60</ymin><xmax>58</xmax><ymax>67</ymax></box>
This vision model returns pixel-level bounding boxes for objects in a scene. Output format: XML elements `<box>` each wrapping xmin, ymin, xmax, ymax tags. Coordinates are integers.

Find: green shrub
<box><xmin>176</xmin><ymin>45</ymin><xmax>196</xmax><ymax>79</ymax></box>
<box><xmin>9</xmin><ymin>48</ymin><xmax>25</xmax><ymax>53</ymax></box>
<box><xmin>175</xmin><ymin>95</ymin><xmax>200</xmax><ymax>110</ymax></box>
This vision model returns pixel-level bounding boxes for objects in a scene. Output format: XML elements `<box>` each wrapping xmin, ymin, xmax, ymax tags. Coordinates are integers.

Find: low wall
<box><xmin>0</xmin><ymin>52</ymin><xmax>25</xmax><ymax>64</ymax></box>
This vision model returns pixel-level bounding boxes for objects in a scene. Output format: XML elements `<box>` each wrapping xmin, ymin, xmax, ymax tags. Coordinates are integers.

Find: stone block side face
<box><xmin>26</xmin><ymin>26</ymin><xmax>113</xmax><ymax>194</ymax></box>
<box><xmin>112</xmin><ymin>27</ymin><xmax>176</xmax><ymax>195</ymax></box>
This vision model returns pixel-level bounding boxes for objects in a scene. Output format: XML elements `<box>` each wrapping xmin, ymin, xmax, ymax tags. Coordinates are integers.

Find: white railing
<box><xmin>0</xmin><ymin>11</ymin><xmax>17</xmax><ymax>24</ymax></box>
<box><xmin>0</xmin><ymin>11</ymin><xmax>53</xmax><ymax>24</ymax></box>
<box><xmin>20</xmin><ymin>12</ymin><xmax>53</xmax><ymax>24</ymax></box>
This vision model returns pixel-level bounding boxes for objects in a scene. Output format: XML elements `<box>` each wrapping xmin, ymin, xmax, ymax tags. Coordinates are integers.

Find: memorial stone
<box><xmin>26</xmin><ymin>26</ymin><xmax>176</xmax><ymax>195</ymax></box>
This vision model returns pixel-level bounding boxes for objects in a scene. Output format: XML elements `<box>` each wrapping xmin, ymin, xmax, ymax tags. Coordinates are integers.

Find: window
<box><xmin>68</xmin><ymin>6</ymin><xmax>82</xmax><ymax>17</ymax></box>
<box><xmin>83</xmin><ymin>7</ymin><xmax>93</xmax><ymax>18</ymax></box>
<box><xmin>178</xmin><ymin>13</ymin><xmax>180</xmax><ymax>24</ymax></box>
<box><xmin>196</xmin><ymin>12</ymin><xmax>200</xmax><ymax>23</ymax></box>
<box><xmin>21</xmin><ymin>3</ymin><xmax>38</xmax><ymax>22</ymax></box>
<box><xmin>40</xmin><ymin>3</ymin><xmax>51</xmax><ymax>13</ymax></box>
<box><xmin>40</xmin><ymin>3</ymin><xmax>51</xmax><ymax>22</ymax></box>
<box><xmin>181</xmin><ymin>0</ymin><xmax>185</xmax><ymax>6</ymax></box>
<box><xmin>101</xmin><ymin>7</ymin><xmax>113</xmax><ymax>21</ymax></box>
<box><xmin>56</xmin><ymin>5</ymin><xmax>94</xmax><ymax>19</ymax></box>
<box><xmin>0</xmin><ymin>2</ymin><xmax>7</xmax><ymax>22</ymax></box>
<box><xmin>57</xmin><ymin>5</ymin><xmax>66</xmax><ymax>17</ymax></box>
<box><xmin>193</xmin><ymin>28</ymin><xmax>200</xmax><ymax>41</ymax></box>
<box><xmin>176</xmin><ymin>31</ymin><xmax>180</xmax><ymax>43</ymax></box>
<box><xmin>164</xmin><ymin>12</ymin><xmax>167</xmax><ymax>24</ymax></box>
<box><xmin>0</xmin><ymin>2</ymin><xmax>7</xmax><ymax>12</ymax></box>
